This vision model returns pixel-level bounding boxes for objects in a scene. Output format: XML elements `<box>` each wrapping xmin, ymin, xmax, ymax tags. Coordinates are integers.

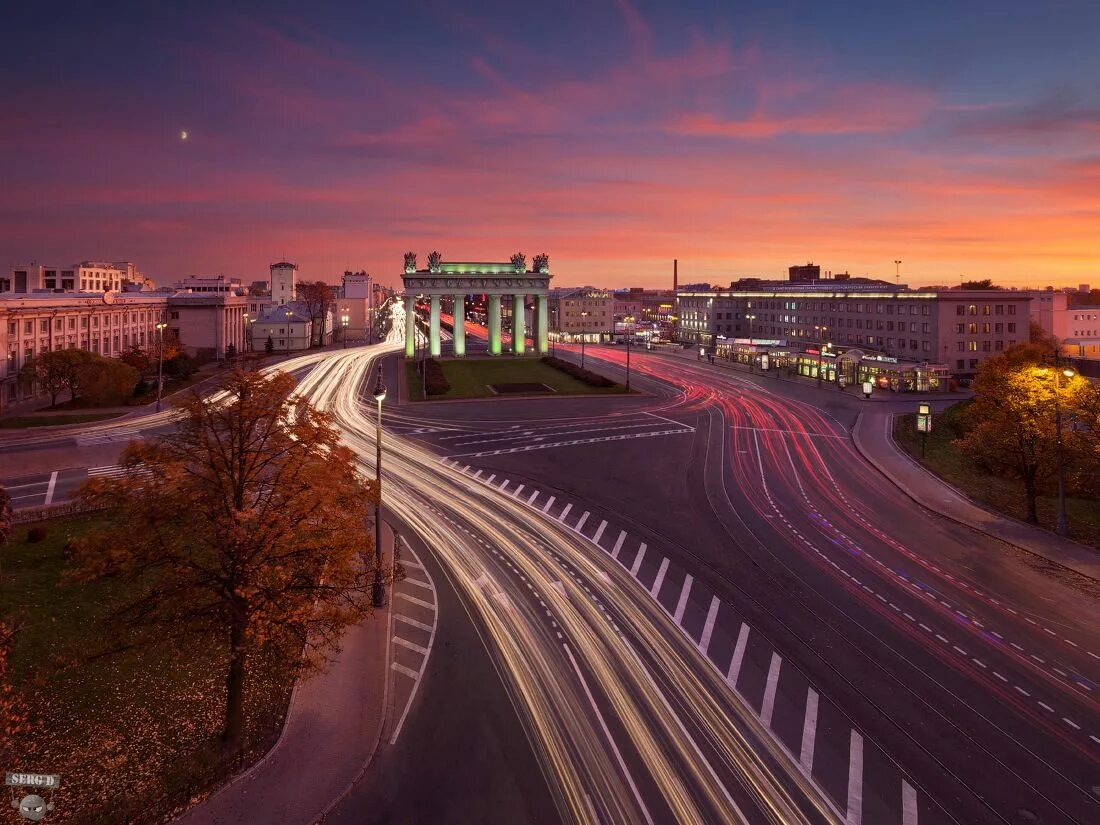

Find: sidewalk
<box><xmin>651</xmin><ymin>345</ymin><xmax>968</xmax><ymax>403</ymax></box>
<box><xmin>852</xmin><ymin>407</ymin><xmax>1100</xmax><ymax>581</ymax></box>
<box><xmin>174</xmin><ymin>521</ymin><xmax>396</xmax><ymax>825</ymax></box>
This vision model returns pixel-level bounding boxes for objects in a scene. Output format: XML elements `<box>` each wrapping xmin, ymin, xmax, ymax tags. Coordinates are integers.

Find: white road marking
<box><xmin>542</xmin><ymin>495</ymin><xmax>556</xmax><ymax>513</ymax></box>
<box><xmin>673</xmin><ymin>574</ymin><xmax>693</xmax><ymax>623</ymax></box>
<box><xmin>391</xmin><ymin>662</ymin><xmax>420</xmax><ymax>680</ymax></box>
<box><xmin>499</xmin><ymin>478</ymin><xmax>509</xmax><ymax>491</ymax></box>
<box><xmin>650</xmin><ymin>557</ymin><xmax>669</xmax><ymax>597</ymax></box>
<box><xmin>629</xmin><ymin>543</ymin><xmax>647</xmax><ymax>576</ymax></box>
<box><xmin>592</xmin><ymin>520</ymin><xmax>607</xmax><ymax>544</ymax></box>
<box><xmin>528</xmin><ymin>490</ymin><xmax>539</xmax><ymax>504</ymax></box>
<box><xmin>902</xmin><ymin>780</ymin><xmax>918</xmax><ymax>825</ymax></box>
<box><xmin>485</xmin><ymin>473</ymin><xmax>496</xmax><ymax>484</ymax></box>
<box><xmin>800</xmin><ymin>688</ymin><xmax>819</xmax><ymax>773</ymax></box>
<box><xmin>612</xmin><ymin>530</ymin><xmax>627</xmax><ymax>559</ymax></box>
<box><xmin>847</xmin><ymin>730</ymin><xmax>864</xmax><ymax>825</ymax></box>
<box><xmin>402</xmin><ymin>577</ymin><xmax>432</xmax><ymax>591</ymax></box>
<box><xmin>394</xmin><ymin>614</ymin><xmax>432</xmax><ymax>632</ymax></box>
<box><xmin>564</xmin><ymin>644</ymin><xmax>655</xmax><ymax>825</ymax></box>
<box><xmin>698</xmin><ymin>596</ymin><xmax>720</xmax><ymax>654</ymax></box>
<box><xmin>512</xmin><ymin>483</ymin><xmax>524</xmax><ymax>498</ymax></box>
<box><xmin>395</xmin><ymin>592</ymin><xmax>433</xmax><ymax>610</ymax></box>
<box><xmin>760</xmin><ymin>652</ymin><xmax>782</xmax><ymax>728</ymax></box>
<box><xmin>574</xmin><ymin>510</ymin><xmax>590</xmax><ymax>532</ymax></box>
<box><xmin>473</xmin><ymin>469</ymin><xmax>483</xmax><ymax>479</ymax></box>
<box><xmin>558</xmin><ymin>502</ymin><xmax>573</xmax><ymax>523</ymax></box>
<box><xmin>393</xmin><ymin>635</ymin><xmax>429</xmax><ymax>655</ymax></box>
<box><xmin>727</xmin><ymin>623</ymin><xmax>750</xmax><ymax>689</ymax></box>
<box><xmin>43</xmin><ymin>471</ymin><xmax>57</xmax><ymax>506</ymax></box>
<box><xmin>447</xmin><ymin>427</ymin><xmax>693</xmax><ymax>458</ymax></box>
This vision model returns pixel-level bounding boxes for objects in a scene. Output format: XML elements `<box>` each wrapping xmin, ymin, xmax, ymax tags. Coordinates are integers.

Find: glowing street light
<box><xmin>814</xmin><ymin>325</ymin><xmax>829</xmax><ymax>388</ymax></box>
<box><xmin>1037</xmin><ymin>364</ymin><xmax>1077</xmax><ymax>536</ymax></box>
<box><xmin>155</xmin><ymin>320</ymin><xmax>168</xmax><ymax>412</ymax></box>
<box><xmin>624</xmin><ymin>314</ymin><xmax>635</xmax><ymax>393</ymax></box>
<box><xmin>372</xmin><ymin>364</ymin><xmax>388</xmax><ymax>607</ymax></box>
<box><xmin>745</xmin><ymin>314</ymin><xmax>756</xmax><ymax>373</ymax></box>
<box><xmin>580</xmin><ymin>310</ymin><xmax>590</xmax><ymax>369</ymax></box>
<box><xmin>341</xmin><ymin>307</ymin><xmax>350</xmax><ymax>349</ymax></box>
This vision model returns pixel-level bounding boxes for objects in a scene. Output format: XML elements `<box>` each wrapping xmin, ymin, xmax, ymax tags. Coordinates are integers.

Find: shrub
<box><xmin>76</xmin><ymin>356</ymin><xmax>140</xmax><ymax>406</ymax></box>
<box><xmin>422</xmin><ymin>359</ymin><xmax>451</xmax><ymax>395</ymax></box>
<box><xmin>540</xmin><ymin>356</ymin><xmax>615</xmax><ymax>387</ymax></box>
<box><xmin>26</xmin><ymin>526</ymin><xmax>47</xmax><ymax>543</ymax></box>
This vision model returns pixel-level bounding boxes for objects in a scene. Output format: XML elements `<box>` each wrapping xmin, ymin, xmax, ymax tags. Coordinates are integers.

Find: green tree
<box><xmin>27</xmin><ymin>349</ymin><xmax>93</xmax><ymax>406</ymax></box>
<box><xmin>265</xmin><ymin>335</ymin><xmax>275</xmax><ymax>355</ymax></box>
<box><xmin>68</xmin><ymin>369</ymin><xmax>376</xmax><ymax>754</ymax></box>
<box><xmin>960</xmin><ymin>278</ymin><xmax>1000</xmax><ymax>290</ymax></box>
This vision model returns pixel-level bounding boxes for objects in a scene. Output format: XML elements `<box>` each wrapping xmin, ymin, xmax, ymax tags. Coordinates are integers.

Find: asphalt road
<box><xmin>390</xmin><ymin>341</ymin><xmax>1100</xmax><ymax>825</ymax></box>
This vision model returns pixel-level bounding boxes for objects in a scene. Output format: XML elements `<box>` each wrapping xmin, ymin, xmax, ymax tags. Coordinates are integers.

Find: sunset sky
<box><xmin>2</xmin><ymin>0</ymin><xmax>1098</xmax><ymax>290</ymax></box>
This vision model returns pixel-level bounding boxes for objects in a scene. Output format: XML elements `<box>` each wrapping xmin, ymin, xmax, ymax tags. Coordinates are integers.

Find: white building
<box><xmin>0</xmin><ymin>291</ymin><xmax>247</xmax><ymax>410</ymax></box>
<box><xmin>340</xmin><ymin>270</ymin><xmax>373</xmax><ymax>342</ymax></box>
<box><xmin>270</xmin><ymin>261</ymin><xmax>297</xmax><ymax>306</ymax></box>
<box><xmin>251</xmin><ymin>303</ymin><xmax>312</xmax><ymax>353</ymax></box>
<box><xmin>5</xmin><ymin>261</ymin><xmax>144</xmax><ymax>294</ymax></box>
<box><xmin>171</xmin><ymin>275</ymin><xmax>244</xmax><ymax>293</ymax></box>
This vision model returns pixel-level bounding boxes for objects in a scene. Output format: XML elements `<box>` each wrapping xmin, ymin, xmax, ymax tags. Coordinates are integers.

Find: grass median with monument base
<box><xmin>405</xmin><ymin>356</ymin><xmax>628</xmax><ymax>401</ymax></box>
<box><xmin>895</xmin><ymin>404</ymin><xmax>1100</xmax><ymax>549</ymax></box>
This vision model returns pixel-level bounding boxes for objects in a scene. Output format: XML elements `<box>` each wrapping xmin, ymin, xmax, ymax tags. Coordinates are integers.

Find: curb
<box><xmin>850</xmin><ymin>409</ymin><xmax>1099</xmax><ymax>583</ymax></box>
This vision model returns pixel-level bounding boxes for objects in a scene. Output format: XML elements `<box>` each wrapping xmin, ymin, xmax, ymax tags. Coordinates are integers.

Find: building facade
<box><xmin>677</xmin><ymin>283</ymin><xmax>1034</xmax><ymax>377</ymax></box>
<box><xmin>0</xmin><ymin>292</ymin><xmax>247</xmax><ymax>408</ymax></box>
<box><xmin>270</xmin><ymin>262</ymin><xmax>297</xmax><ymax>306</ymax></box>
<box><xmin>550</xmin><ymin>289</ymin><xmax>614</xmax><ymax>342</ymax></box>
<box><xmin>250</xmin><ymin>304</ymin><xmax>312</xmax><ymax>353</ymax></box>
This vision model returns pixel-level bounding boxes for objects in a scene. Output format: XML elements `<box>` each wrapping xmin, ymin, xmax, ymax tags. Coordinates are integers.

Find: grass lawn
<box><xmin>405</xmin><ymin>357</ymin><xmax>626</xmax><ymax>401</ymax></box>
<box><xmin>895</xmin><ymin>408</ymin><xmax>1100</xmax><ymax>549</ymax></box>
<box><xmin>0</xmin><ymin>516</ymin><xmax>293</xmax><ymax>823</ymax></box>
<box><xmin>0</xmin><ymin>412</ymin><xmax>124</xmax><ymax>429</ymax></box>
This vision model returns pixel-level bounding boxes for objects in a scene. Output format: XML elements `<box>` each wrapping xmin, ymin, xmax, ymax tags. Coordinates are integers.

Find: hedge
<box><xmin>540</xmin><ymin>356</ymin><xmax>615</xmax><ymax>387</ymax></box>
<box><xmin>423</xmin><ymin>358</ymin><xmax>451</xmax><ymax>395</ymax></box>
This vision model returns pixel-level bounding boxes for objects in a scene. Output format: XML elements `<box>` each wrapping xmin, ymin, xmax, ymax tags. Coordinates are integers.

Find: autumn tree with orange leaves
<box><xmin>68</xmin><ymin>368</ymin><xmax>376</xmax><ymax>754</ymax></box>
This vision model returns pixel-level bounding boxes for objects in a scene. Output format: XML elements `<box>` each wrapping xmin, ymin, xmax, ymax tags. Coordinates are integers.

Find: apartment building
<box><xmin>677</xmin><ymin>280</ymin><xmax>1033</xmax><ymax>377</ymax></box>
<box><xmin>549</xmin><ymin>289</ymin><xmax>614</xmax><ymax>342</ymax></box>
<box><xmin>6</xmin><ymin>261</ymin><xmax>146</xmax><ymax>294</ymax></box>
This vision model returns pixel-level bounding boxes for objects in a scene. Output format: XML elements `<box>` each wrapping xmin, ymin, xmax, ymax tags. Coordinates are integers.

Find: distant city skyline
<box><xmin>3</xmin><ymin>1</ymin><xmax>1098</xmax><ymax>289</ymax></box>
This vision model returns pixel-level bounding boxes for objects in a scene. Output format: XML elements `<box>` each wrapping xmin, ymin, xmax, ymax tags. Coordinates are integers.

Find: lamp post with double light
<box><xmin>624</xmin><ymin>314</ymin><xmax>635</xmax><ymax>393</ymax></box>
<box><xmin>284</xmin><ymin>309</ymin><xmax>293</xmax><ymax>354</ymax></box>
<box><xmin>155</xmin><ymin>320</ymin><xmax>168</xmax><ymax>412</ymax></box>
<box><xmin>745</xmin><ymin>314</ymin><xmax>756</xmax><ymax>373</ymax></box>
<box><xmin>1038</xmin><ymin>364</ymin><xmax>1077</xmax><ymax>536</ymax></box>
<box><xmin>580</xmin><ymin>310</ymin><xmax>590</xmax><ymax>369</ymax></box>
<box><xmin>372</xmin><ymin>364</ymin><xmax>388</xmax><ymax>606</ymax></box>
<box><xmin>341</xmin><ymin>307</ymin><xmax>350</xmax><ymax>349</ymax></box>
<box><xmin>814</xmin><ymin>325</ymin><xmax>828</xmax><ymax>388</ymax></box>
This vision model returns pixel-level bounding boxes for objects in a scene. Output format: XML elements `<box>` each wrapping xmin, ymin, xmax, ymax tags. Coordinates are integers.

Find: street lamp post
<box><xmin>580</xmin><ymin>310</ymin><xmax>590</xmax><ymax>370</ymax></box>
<box><xmin>341</xmin><ymin>308</ymin><xmax>350</xmax><ymax>349</ymax></box>
<box><xmin>624</xmin><ymin>314</ymin><xmax>635</xmax><ymax>393</ymax></box>
<box><xmin>155</xmin><ymin>320</ymin><xmax>168</xmax><ymax>412</ymax></box>
<box><xmin>745</xmin><ymin>314</ymin><xmax>756</xmax><ymax>373</ymax></box>
<box><xmin>894</xmin><ymin>259</ymin><xmax>902</xmax><ymax>285</ymax></box>
<box><xmin>814</xmin><ymin>325</ymin><xmax>828</xmax><ymax>388</ymax></box>
<box><xmin>1042</xmin><ymin>364</ymin><xmax>1076</xmax><ymax>536</ymax></box>
<box><xmin>372</xmin><ymin>364</ymin><xmax>388</xmax><ymax>607</ymax></box>
<box><xmin>284</xmin><ymin>310</ymin><xmax>293</xmax><ymax>354</ymax></box>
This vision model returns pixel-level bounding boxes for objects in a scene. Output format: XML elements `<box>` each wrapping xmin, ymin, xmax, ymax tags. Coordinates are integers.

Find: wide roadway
<box><xmin>391</xmin><ymin>343</ymin><xmax>1100</xmax><ymax>825</ymax></box>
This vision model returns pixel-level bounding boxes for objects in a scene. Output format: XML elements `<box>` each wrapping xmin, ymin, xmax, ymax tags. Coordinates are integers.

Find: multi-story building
<box><xmin>171</xmin><ymin>275</ymin><xmax>244</xmax><ymax>293</ymax></box>
<box><xmin>0</xmin><ymin>291</ymin><xmax>247</xmax><ymax>409</ymax></box>
<box><xmin>250</xmin><ymin>303</ymin><xmax>313</xmax><ymax>353</ymax></box>
<box><xmin>549</xmin><ymin>289</ymin><xmax>614</xmax><ymax>342</ymax></box>
<box><xmin>270</xmin><ymin>261</ymin><xmax>297</xmax><ymax>306</ymax></box>
<box><xmin>6</xmin><ymin>261</ymin><xmax>144</xmax><ymax>294</ymax></box>
<box><xmin>340</xmin><ymin>270</ymin><xmax>374</xmax><ymax>342</ymax></box>
<box><xmin>677</xmin><ymin>275</ymin><xmax>1034</xmax><ymax>380</ymax></box>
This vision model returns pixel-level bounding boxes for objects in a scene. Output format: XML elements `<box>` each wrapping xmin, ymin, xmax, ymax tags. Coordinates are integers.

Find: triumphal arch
<box><xmin>400</xmin><ymin>251</ymin><xmax>552</xmax><ymax>358</ymax></box>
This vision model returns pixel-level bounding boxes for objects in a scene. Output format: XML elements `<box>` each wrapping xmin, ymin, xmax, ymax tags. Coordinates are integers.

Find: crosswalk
<box><xmin>440</xmin><ymin>457</ymin><xmax>942</xmax><ymax>825</ymax></box>
<box><xmin>386</xmin><ymin>537</ymin><xmax>439</xmax><ymax>746</ymax></box>
<box><xmin>76</xmin><ymin>426</ymin><xmax>145</xmax><ymax>447</ymax></box>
